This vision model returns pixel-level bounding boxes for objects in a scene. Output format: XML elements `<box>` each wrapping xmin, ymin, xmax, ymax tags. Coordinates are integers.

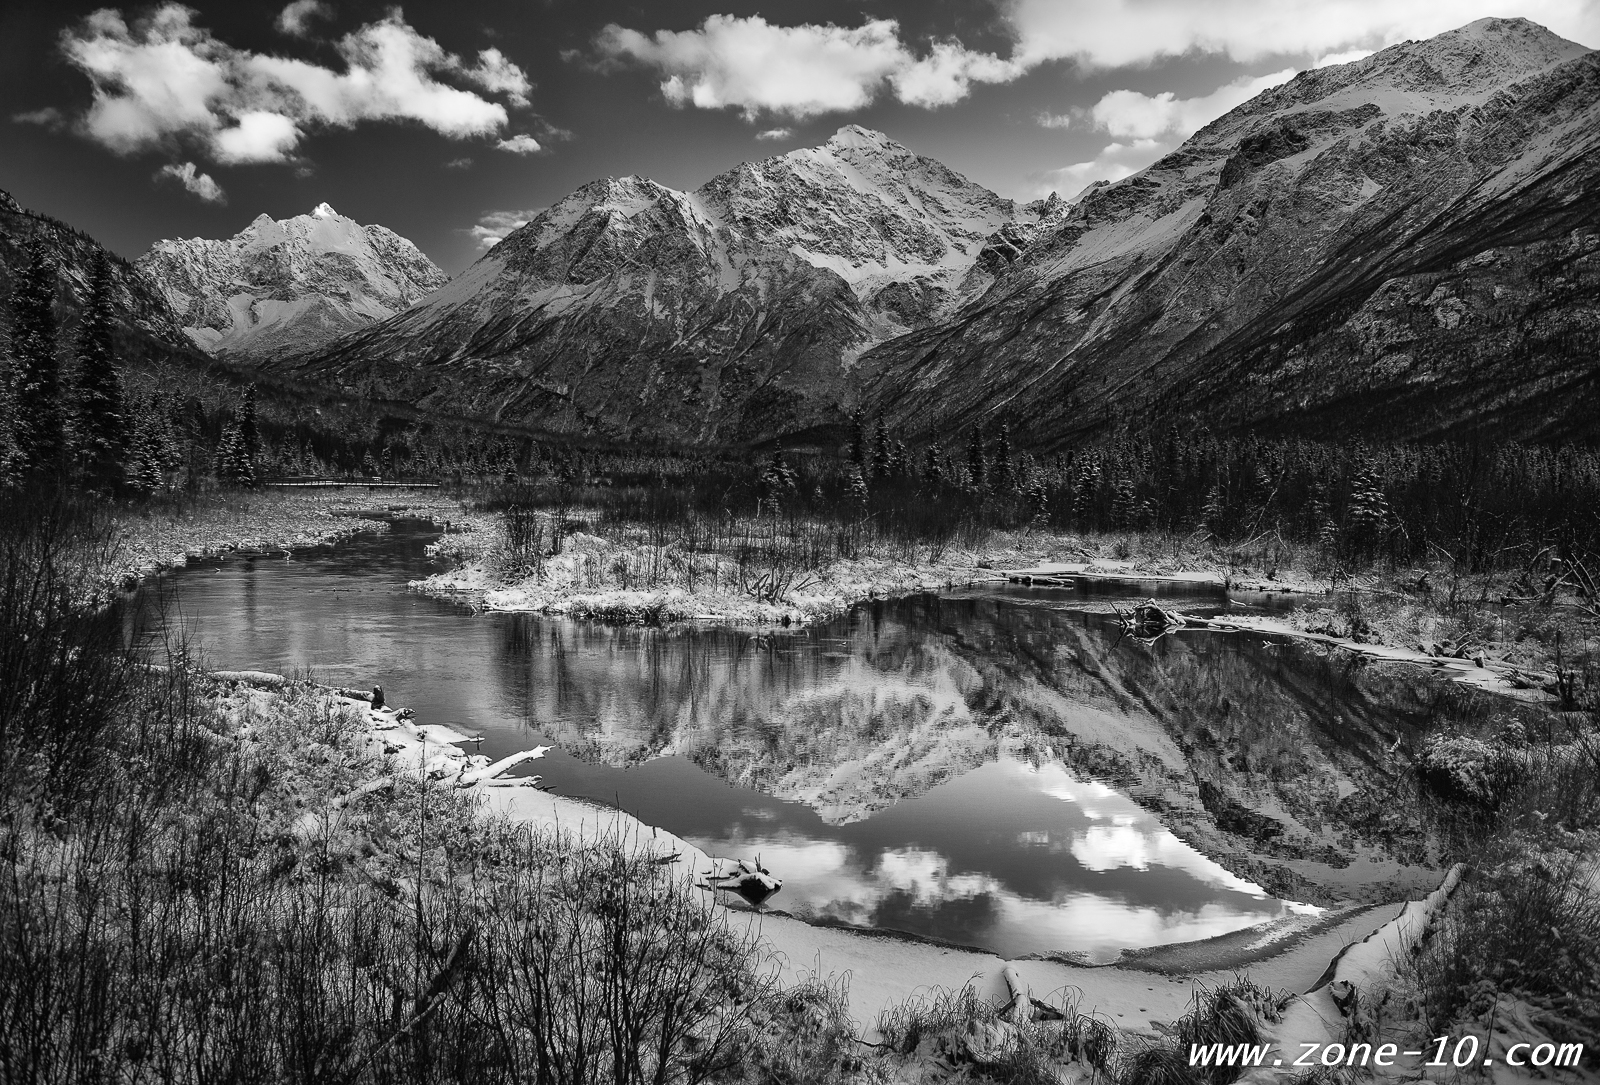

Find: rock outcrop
<box><xmin>137</xmin><ymin>203</ymin><xmax>449</xmax><ymax>359</ymax></box>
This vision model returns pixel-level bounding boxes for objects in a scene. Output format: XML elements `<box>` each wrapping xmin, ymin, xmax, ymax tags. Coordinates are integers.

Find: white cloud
<box><xmin>275</xmin><ymin>0</ymin><xmax>330</xmax><ymax>38</ymax></box>
<box><xmin>60</xmin><ymin>4</ymin><xmax>532</xmax><ymax>163</ymax></box>
<box><xmin>444</xmin><ymin>155</ymin><xmax>472</xmax><ymax>168</ymax></box>
<box><xmin>462</xmin><ymin>47</ymin><xmax>532</xmax><ymax>108</ymax></box>
<box><xmin>495</xmin><ymin>133</ymin><xmax>541</xmax><ymax>154</ymax></box>
<box><xmin>469</xmin><ymin>208</ymin><xmax>537</xmax><ymax>249</ymax></box>
<box><xmin>595</xmin><ymin>15</ymin><xmax>1015</xmax><ymax>120</ymax></box>
<box><xmin>157</xmin><ymin>160</ymin><xmax>224</xmax><ymax>201</ymax></box>
<box><xmin>889</xmin><ymin>40</ymin><xmax>1024</xmax><ymax>108</ymax></box>
<box><xmin>1005</xmin><ymin>0</ymin><xmax>1599</xmax><ymax>69</ymax></box>
<box><xmin>1034</xmin><ymin>111</ymin><xmax>1071</xmax><ymax>129</ymax></box>
<box><xmin>1032</xmin><ymin>139</ymin><xmax>1163</xmax><ymax>199</ymax></box>
<box><xmin>1314</xmin><ymin>48</ymin><xmax>1376</xmax><ymax>68</ymax></box>
<box><xmin>755</xmin><ymin>127</ymin><xmax>792</xmax><ymax>141</ymax></box>
<box><xmin>1033</xmin><ymin>68</ymin><xmax>1298</xmax><ymax>200</ymax></box>
<box><xmin>1089</xmin><ymin>69</ymin><xmax>1297</xmax><ymax>142</ymax></box>
<box><xmin>212</xmin><ymin>109</ymin><xmax>301</xmax><ymax>162</ymax></box>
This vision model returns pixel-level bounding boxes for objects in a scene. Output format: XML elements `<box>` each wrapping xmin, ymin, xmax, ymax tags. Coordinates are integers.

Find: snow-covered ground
<box><xmin>108</xmin><ymin>488</ymin><xmax>459</xmax><ymax>588</ymax></box>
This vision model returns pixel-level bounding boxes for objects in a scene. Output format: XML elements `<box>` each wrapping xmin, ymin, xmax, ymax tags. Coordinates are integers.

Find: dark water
<box><xmin>138</xmin><ymin>519</ymin><xmax>1448</xmax><ymax>960</ymax></box>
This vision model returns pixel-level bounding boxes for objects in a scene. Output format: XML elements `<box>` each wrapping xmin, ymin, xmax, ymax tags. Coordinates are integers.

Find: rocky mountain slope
<box><xmin>138</xmin><ymin>204</ymin><xmax>450</xmax><ymax>360</ymax></box>
<box><xmin>0</xmin><ymin>187</ymin><xmax>199</xmax><ymax>370</ymax></box>
<box><xmin>861</xmin><ymin>18</ymin><xmax>1600</xmax><ymax>446</ymax></box>
<box><xmin>277</xmin><ymin>128</ymin><xmax>1046</xmax><ymax>444</ymax></box>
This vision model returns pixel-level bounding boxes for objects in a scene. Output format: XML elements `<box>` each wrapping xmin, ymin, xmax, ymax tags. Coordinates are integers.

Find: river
<box><xmin>136</xmin><ymin>518</ymin><xmax>1458</xmax><ymax>961</ymax></box>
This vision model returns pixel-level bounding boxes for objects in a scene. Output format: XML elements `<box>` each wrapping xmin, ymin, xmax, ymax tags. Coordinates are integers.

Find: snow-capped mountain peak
<box><xmin>137</xmin><ymin>206</ymin><xmax>449</xmax><ymax>359</ymax></box>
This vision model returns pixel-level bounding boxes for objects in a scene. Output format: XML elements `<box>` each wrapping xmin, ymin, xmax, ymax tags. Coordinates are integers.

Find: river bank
<box><xmin>107</xmin><ymin>487</ymin><xmax>466</xmax><ymax>588</ymax></box>
<box><xmin>413</xmin><ymin>509</ymin><xmax>1594</xmax><ymax>711</ymax></box>
<box><xmin>301</xmin><ymin>670</ymin><xmax>1468</xmax><ymax>1075</ymax></box>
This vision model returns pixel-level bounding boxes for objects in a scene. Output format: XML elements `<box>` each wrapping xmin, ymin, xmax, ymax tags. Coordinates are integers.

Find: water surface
<box><xmin>139</xmin><ymin>520</ymin><xmax>1444</xmax><ymax>960</ymax></box>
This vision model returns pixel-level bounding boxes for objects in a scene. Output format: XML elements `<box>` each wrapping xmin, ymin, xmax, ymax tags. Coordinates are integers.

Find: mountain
<box><xmin>861</xmin><ymin>18</ymin><xmax>1600</xmax><ymax>446</ymax></box>
<box><xmin>137</xmin><ymin>204</ymin><xmax>450</xmax><ymax>360</ymax></box>
<box><xmin>0</xmin><ymin>187</ymin><xmax>199</xmax><ymax>370</ymax></box>
<box><xmin>276</xmin><ymin>128</ymin><xmax>1039</xmax><ymax>445</ymax></box>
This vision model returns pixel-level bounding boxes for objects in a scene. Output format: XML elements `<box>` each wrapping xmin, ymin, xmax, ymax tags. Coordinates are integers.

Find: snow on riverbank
<box><xmin>109</xmin><ymin>489</ymin><xmax>463</xmax><ymax>587</ymax></box>
<box><xmin>412</xmin><ymin>518</ymin><xmax>1236</xmax><ymax>626</ymax></box>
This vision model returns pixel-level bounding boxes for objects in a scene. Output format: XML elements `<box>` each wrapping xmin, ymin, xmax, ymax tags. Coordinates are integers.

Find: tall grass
<box><xmin>0</xmin><ymin>483</ymin><xmax>819</xmax><ymax>1084</ymax></box>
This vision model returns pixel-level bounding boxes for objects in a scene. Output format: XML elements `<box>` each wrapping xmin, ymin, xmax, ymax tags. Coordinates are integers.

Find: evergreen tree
<box><xmin>1202</xmin><ymin>484</ymin><xmax>1227</xmax><ymax>538</ymax></box>
<box><xmin>1346</xmin><ymin>463</ymin><xmax>1391</xmax><ymax>554</ymax></box>
<box><xmin>73</xmin><ymin>253</ymin><xmax>126</xmax><ymax>484</ymax></box>
<box><xmin>9</xmin><ymin>240</ymin><xmax>64</xmax><ymax>473</ymax></box>
<box><xmin>1111</xmin><ymin>478</ymin><xmax>1137</xmax><ymax>528</ymax></box>
<box><xmin>849</xmin><ymin>409</ymin><xmax>868</xmax><ymax>473</ymax></box>
<box><xmin>871</xmin><ymin>413</ymin><xmax>891</xmax><ymax>479</ymax></box>
<box><xmin>966</xmin><ymin>426</ymin><xmax>986</xmax><ymax>489</ymax></box>
<box><xmin>992</xmin><ymin>422</ymin><xmax>1012</xmax><ymax>492</ymax></box>
<box><xmin>214</xmin><ymin>421</ymin><xmax>255</xmax><ymax>486</ymax></box>
<box><xmin>922</xmin><ymin>443</ymin><xmax>944</xmax><ymax>487</ymax></box>
<box><xmin>239</xmin><ymin>383</ymin><xmax>260</xmax><ymax>466</ymax></box>
<box><xmin>847</xmin><ymin>464</ymin><xmax>869</xmax><ymax>508</ymax></box>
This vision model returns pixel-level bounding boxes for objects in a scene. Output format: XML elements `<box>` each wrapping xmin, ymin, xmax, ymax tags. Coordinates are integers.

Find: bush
<box><xmin>1417</xmin><ymin>734</ymin><xmax>1524</xmax><ymax>808</ymax></box>
<box><xmin>1407</xmin><ymin>846</ymin><xmax>1600</xmax><ymax>1044</ymax></box>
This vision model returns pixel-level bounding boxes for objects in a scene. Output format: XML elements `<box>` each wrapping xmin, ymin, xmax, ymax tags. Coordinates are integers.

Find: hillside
<box><xmin>860</xmin><ymin>18</ymin><xmax>1600</xmax><ymax>446</ymax></box>
<box><xmin>0</xmin><ymin>187</ymin><xmax>201</xmax><ymax>371</ymax></box>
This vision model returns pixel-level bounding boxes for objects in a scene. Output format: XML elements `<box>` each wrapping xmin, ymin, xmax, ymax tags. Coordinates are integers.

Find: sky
<box><xmin>2</xmin><ymin>0</ymin><xmax>1596</xmax><ymax>274</ymax></box>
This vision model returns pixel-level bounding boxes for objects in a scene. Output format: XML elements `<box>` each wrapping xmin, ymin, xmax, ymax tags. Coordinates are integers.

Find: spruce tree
<box><xmin>871</xmin><ymin>413</ymin><xmax>891</xmax><ymax>479</ymax></box>
<box><xmin>993</xmin><ymin>422</ymin><xmax>1012</xmax><ymax>492</ymax></box>
<box><xmin>9</xmin><ymin>239</ymin><xmax>64</xmax><ymax>473</ymax></box>
<box><xmin>239</xmin><ymin>383</ymin><xmax>260</xmax><ymax>467</ymax></box>
<box><xmin>966</xmin><ymin>426</ymin><xmax>986</xmax><ymax>489</ymax></box>
<box><xmin>74</xmin><ymin>253</ymin><xmax>126</xmax><ymax>484</ymax></box>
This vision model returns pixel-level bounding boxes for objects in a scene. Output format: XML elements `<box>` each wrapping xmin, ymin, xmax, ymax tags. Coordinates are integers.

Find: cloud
<box><xmin>1034</xmin><ymin>111</ymin><xmax>1071</xmax><ymax>129</ymax></box>
<box><xmin>274</xmin><ymin>0</ymin><xmax>330</xmax><ymax>38</ymax></box>
<box><xmin>1034</xmin><ymin>69</ymin><xmax>1297</xmax><ymax>200</ymax></box>
<box><xmin>1005</xmin><ymin>0</ymin><xmax>1600</xmax><ymax>69</ymax></box>
<box><xmin>1314</xmin><ymin>48</ymin><xmax>1376</xmax><ymax>68</ymax></box>
<box><xmin>1089</xmin><ymin>69</ymin><xmax>1297</xmax><ymax>142</ymax></box>
<box><xmin>444</xmin><ymin>155</ymin><xmax>472</xmax><ymax>168</ymax></box>
<box><xmin>755</xmin><ymin>127</ymin><xmax>792</xmax><ymax>140</ymax></box>
<box><xmin>12</xmin><ymin>107</ymin><xmax>67</xmax><ymax>129</ymax></box>
<box><xmin>469</xmin><ymin>208</ymin><xmax>538</xmax><ymax>250</ymax></box>
<box><xmin>462</xmin><ymin>46</ymin><xmax>531</xmax><ymax>107</ymax></box>
<box><xmin>212</xmin><ymin>109</ymin><xmax>301</xmax><ymax>163</ymax></box>
<box><xmin>889</xmin><ymin>40</ymin><xmax>1024</xmax><ymax>108</ymax></box>
<box><xmin>495</xmin><ymin>133</ymin><xmax>540</xmax><ymax>154</ymax></box>
<box><xmin>157</xmin><ymin>160</ymin><xmax>224</xmax><ymax>201</ymax></box>
<box><xmin>59</xmin><ymin>4</ymin><xmax>533</xmax><ymax>163</ymax></box>
<box><xmin>1032</xmin><ymin>139</ymin><xmax>1164</xmax><ymax>199</ymax></box>
<box><xmin>594</xmin><ymin>15</ymin><xmax>1015</xmax><ymax>120</ymax></box>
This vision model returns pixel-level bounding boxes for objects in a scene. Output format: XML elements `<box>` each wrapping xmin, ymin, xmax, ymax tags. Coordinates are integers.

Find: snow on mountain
<box><xmin>861</xmin><ymin>17</ymin><xmax>1600</xmax><ymax>446</ymax></box>
<box><xmin>697</xmin><ymin>125</ymin><xmax>1027</xmax><ymax>331</ymax></box>
<box><xmin>137</xmin><ymin>205</ymin><xmax>450</xmax><ymax>360</ymax></box>
<box><xmin>278</xmin><ymin>128</ymin><xmax>1026</xmax><ymax>444</ymax></box>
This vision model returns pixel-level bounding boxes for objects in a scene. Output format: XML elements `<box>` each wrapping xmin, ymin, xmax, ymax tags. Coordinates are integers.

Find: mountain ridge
<box><xmin>269</xmin><ymin>16</ymin><xmax>1600</xmax><ymax>448</ymax></box>
<box><xmin>137</xmin><ymin>205</ymin><xmax>450</xmax><ymax>360</ymax></box>
<box><xmin>859</xmin><ymin>17</ymin><xmax>1600</xmax><ymax>447</ymax></box>
<box><xmin>272</xmin><ymin>126</ymin><xmax>1029</xmax><ymax>444</ymax></box>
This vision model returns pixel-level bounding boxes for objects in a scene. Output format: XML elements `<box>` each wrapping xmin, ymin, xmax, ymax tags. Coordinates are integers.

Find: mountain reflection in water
<box><xmin>140</xmin><ymin>521</ymin><xmax>1455</xmax><ymax>959</ymax></box>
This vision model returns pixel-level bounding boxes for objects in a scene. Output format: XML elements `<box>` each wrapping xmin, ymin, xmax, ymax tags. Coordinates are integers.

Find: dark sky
<box><xmin>2</xmin><ymin>0</ymin><xmax>1595</xmax><ymax>273</ymax></box>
